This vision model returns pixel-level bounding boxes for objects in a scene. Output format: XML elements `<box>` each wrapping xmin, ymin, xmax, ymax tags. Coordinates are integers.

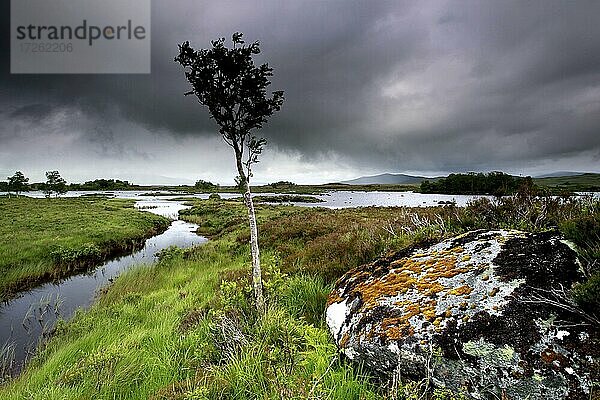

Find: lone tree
<box><xmin>7</xmin><ymin>171</ymin><xmax>29</xmax><ymax>197</ymax></box>
<box><xmin>175</xmin><ymin>33</ymin><xmax>284</xmax><ymax>312</ymax></box>
<box><xmin>44</xmin><ymin>170</ymin><xmax>67</xmax><ymax>198</ymax></box>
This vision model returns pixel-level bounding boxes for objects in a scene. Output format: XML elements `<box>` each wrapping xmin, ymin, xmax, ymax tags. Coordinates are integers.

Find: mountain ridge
<box><xmin>340</xmin><ymin>173</ymin><xmax>439</xmax><ymax>185</ymax></box>
<box><xmin>340</xmin><ymin>171</ymin><xmax>600</xmax><ymax>186</ymax></box>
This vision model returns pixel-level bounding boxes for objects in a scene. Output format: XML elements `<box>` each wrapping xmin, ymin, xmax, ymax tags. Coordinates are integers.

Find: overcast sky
<box><xmin>2</xmin><ymin>1</ymin><xmax>600</xmax><ymax>184</ymax></box>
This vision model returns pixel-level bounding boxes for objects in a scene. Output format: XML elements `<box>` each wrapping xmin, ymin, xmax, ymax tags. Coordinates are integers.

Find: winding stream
<box><xmin>0</xmin><ymin>200</ymin><xmax>206</xmax><ymax>375</ymax></box>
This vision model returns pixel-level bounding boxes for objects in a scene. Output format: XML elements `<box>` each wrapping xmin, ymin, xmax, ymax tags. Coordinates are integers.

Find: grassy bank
<box><xmin>0</xmin><ymin>196</ymin><xmax>170</xmax><ymax>301</ymax></box>
<box><xmin>0</xmin><ymin>208</ymin><xmax>385</xmax><ymax>398</ymax></box>
<box><xmin>534</xmin><ymin>172</ymin><xmax>600</xmax><ymax>192</ymax></box>
<box><xmin>1</xmin><ymin>194</ymin><xmax>598</xmax><ymax>398</ymax></box>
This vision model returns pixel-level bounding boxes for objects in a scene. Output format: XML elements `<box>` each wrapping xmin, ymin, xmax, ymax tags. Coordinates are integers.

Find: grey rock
<box><xmin>326</xmin><ymin>229</ymin><xmax>599</xmax><ymax>399</ymax></box>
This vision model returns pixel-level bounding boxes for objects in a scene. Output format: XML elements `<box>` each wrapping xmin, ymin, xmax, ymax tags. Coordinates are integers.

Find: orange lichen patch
<box><xmin>393</xmin><ymin>299</ymin><xmax>411</xmax><ymax>307</ymax></box>
<box><xmin>448</xmin><ymin>285</ymin><xmax>473</xmax><ymax>296</ymax></box>
<box><xmin>415</xmin><ymin>281</ymin><xmax>445</xmax><ymax>296</ymax></box>
<box><xmin>461</xmin><ymin>255</ymin><xmax>471</xmax><ymax>262</ymax></box>
<box><xmin>353</xmin><ymin>269</ymin><xmax>417</xmax><ymax>308</ymax></box>
<box><xmin>420</xmin><ymin>301</ymin><xmax>437</xmax><ymax>321</ymax></box>
<box><xmin>382</xmin><ymin>317</ymin><xmax>414</xmax><ymax>340</ymax></box>
<box><xmin>540</xmin><ymin>348</ymin><xmax>570</xmax><ymax>369</ymax></box>
<box><xmin>410</xmin><ymin>255</ymin><xmax>471</xmax><ymax>299</ymax></box>
<box><xmin>327</xmin><ymin>291</ymin><xmax>344</xmax><ymax>306</ymax></box>
<box><xmin>489</xmin><ymin>287</ymin><xmax>500</xmax><ymax>297</ymax></box>
<box><xmin>428</xmin><ymin>256</ymin><xmax>471</xmax><ymax>278</ymax></box>
<box><xmin>401</xmin><ymin>303</ymin><xmax>421</xmax><ymax>323</ymax></box>
<box><xmin>451</xmin><ymin>246</ymin><xmax>465</xmax><ymax>253</ymax></box>
<box><xmin>340</xmin><ymin>333</ymin><xmax>350</xmax><ymax>347</ymax></box>
<box><xmin>398</xmin><ymin>258</ymin><xmax>423</xmax><ymax>275</ymax></box>
<box><xmin>380</xmin><ymin>300</ymin><xmax>436</xmax><ymax>340</ymax></box>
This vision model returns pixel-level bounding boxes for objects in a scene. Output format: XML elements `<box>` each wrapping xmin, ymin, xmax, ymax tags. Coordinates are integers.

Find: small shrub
<box><xmin>218</xmin><ymin>280</ymin><xmax>253</xmax><ymax>319</ymax></box>
<box><xmin>58</xmin><ymin>345</ymin><xmax>122</xmax><ymax>388</ymax></box>
<box><xmin>50</xmin><ymin>243</ymin><xmax>102</xmax><ymax>264</ymax></box>
<box><xmin>184</xmin><ymin>386</ymin><xmax>209</xmax><ymax>400</ymax></box>
<box><xmin>156</xmin><ymin>246</ymin><xmax>185</xmax><ymax>264</ymax></box>
<box><xmin>572</xmin><ymin>272</ymin><xmax>600</xmax><ymax>317</ymax></box>
<box><xmin>560</xmin><ymin>214</ymin><xmax>600</xmax><ymax>255</ymax></box>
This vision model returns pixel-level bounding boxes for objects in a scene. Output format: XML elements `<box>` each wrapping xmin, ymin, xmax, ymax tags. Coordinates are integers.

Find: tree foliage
<box><xmin>44</xmin><ymin>170</ymin><xmax>67</xmax><ymax>198</ymax></box>
<box><xmin>194</xmin><ymin>179</ymin><xmax>219</xmax><ymax>191</ymax></box>
<box><xmin>269</xmin><ymin>181</ymin><xmax>296</xmax><ymax>189</ymax></box>
<box><xmin>175</xmin><ymin>33</ymin><xmax>284</xmax><ymax>313</ymax></box>
<box><xmin>174</xmin><ymin>33</ymin><xmax>284</xmax><ymax>180</ymax></box>
<box><xmin>70</xmin><ymin>179</ymin><xmax>132</xmax><ymax>191</ymax></box>
<box><xmin>7</xmin><ymin>171</ymin><xmax>30</xmax><ymax>196</ymax></box>
<box><xmin>420</xmin><ymin>172</ymin><xmax>533</xmax><ymax>196</ymax></box>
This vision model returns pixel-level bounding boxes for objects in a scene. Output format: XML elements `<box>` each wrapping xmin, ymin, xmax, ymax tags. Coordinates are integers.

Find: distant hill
<box><xmin>338</xmin><ymin>171</ymin><xmax>600</xmax><ymax>192</ymax></box>
<box><xmin>340</xmin><ymin>173</ymin><xmax>437</xmax><ymax>185</ymax></box>
<box><xmin>534</xmin><ymin>172</ymin><xmax>600</xmax><ymax>192</ymax></box>
<box><xmin>534</xmin><ymin>171</ymin><xmax>586</xmax><ymax>178</ymax></box>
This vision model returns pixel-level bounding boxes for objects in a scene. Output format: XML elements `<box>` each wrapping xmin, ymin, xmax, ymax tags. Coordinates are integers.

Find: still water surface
<box><xmin>10</xmin><ymin>189</ymin><xmax>491</xmax><ymax>207</ymax></box>
<box><xmin>0</xmin><ymin>200</ymin><xmax>206</xmax><ymax>374</ymax></box>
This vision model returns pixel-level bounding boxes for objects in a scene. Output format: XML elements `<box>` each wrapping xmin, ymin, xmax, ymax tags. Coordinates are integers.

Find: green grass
<box><xmin>0</xmin><ymin>196</ymin><xmax>169</xmax><ymax>300</ymax></box>
<box><xmin>534</xmin><ymin>172</ymin><xmax>600</xmax><ymax>192</ymax></box>
<box><xmin>1</xmin><ymin>193</ymin><xmax>598</xmax><ymax>399</ymax></box>
<box><xmin>0</xmin><ymin>231</ymin><xmax>384</xmax><ymax>399</ymax></box>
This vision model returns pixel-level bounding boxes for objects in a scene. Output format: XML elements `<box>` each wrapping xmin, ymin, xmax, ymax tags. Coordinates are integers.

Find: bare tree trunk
<box><xmin>235</xmin><ymin>155</ymin><xmax>265</xmax><ymax>313</ymax></box>
<box><xmin>244</xmin><ymin>183</ymin><xmax>265</xmax><ymax>313</ymax></box>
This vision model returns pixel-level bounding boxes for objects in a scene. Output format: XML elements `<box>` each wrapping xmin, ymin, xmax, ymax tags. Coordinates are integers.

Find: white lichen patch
<box><xmin>556</xmin><ymin>330</ymin><xmax>570</xmax><ymax>340</ymax></box>
<box><xmin>531</xmin><ymin>316</ymin><xmax>592</xmax><ymax>395</ymax></box>
<box><xmin>462</xmin><ymin>338</ymin><xmax>521</xmax><ymax>370</ymax></box>
<box><xmin>325</xmin><ymin>299</ymin><xmax>350</xmax><ymax>341</ymax></box>
<box><xmin>561</xmin><ymin>239</ymin><xmax>585</xmax><ymax>274</ymax></box>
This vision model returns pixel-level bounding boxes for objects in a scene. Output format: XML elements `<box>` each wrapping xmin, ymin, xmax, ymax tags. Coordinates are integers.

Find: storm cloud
<box><xmin>1</xmin><ymin>0</ymin><xmax>599</xmax><ymax>184</ymax></box>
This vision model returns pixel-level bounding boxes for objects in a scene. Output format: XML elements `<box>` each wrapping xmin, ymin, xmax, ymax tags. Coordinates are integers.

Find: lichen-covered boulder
<box><xmin>326</xmin><ymin>229</ymin><xmax>599</xmax><ymax>400</ymax></box>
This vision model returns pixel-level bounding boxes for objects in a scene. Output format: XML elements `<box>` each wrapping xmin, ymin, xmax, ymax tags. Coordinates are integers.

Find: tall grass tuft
<box><xmin>279</xmin><ymin>275</ymin><xmax>331</xmax><ymax>327</ymax></box>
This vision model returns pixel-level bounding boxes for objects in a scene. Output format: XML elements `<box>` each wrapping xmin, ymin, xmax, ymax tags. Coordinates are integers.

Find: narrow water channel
<box><xmin>0</xmin><ymin>200</ymin><xmax>206</xmax><ymax>376</ymax></box>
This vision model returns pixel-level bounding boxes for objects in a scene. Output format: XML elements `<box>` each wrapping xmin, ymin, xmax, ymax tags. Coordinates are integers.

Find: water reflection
<box><xmin>4</xmin><ymin>189</ymin><xmax>597</xmax><ymax>209</ymax></box>
<box><xmin>0</xmin><ymin>201</ymin><xmax>206</xmax><ymax>375</ymax></box>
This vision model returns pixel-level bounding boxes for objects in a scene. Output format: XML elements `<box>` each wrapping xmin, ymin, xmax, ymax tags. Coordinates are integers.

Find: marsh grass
<box><xmin>1</xmin><ymin>193</ymin><xmax>598</xmax><ymax>399</ymax></box>
<box><xmin>0</xmin><ymin>196</ymin><xmax>169</xmax><ymax>300</ymax></box>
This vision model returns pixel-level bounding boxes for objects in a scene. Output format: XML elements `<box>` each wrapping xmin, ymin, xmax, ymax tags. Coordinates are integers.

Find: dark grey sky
<box><xmin>2</xmin><ymin>1</ymin><xmax>600</xmax><ymax>184</ymax></box>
